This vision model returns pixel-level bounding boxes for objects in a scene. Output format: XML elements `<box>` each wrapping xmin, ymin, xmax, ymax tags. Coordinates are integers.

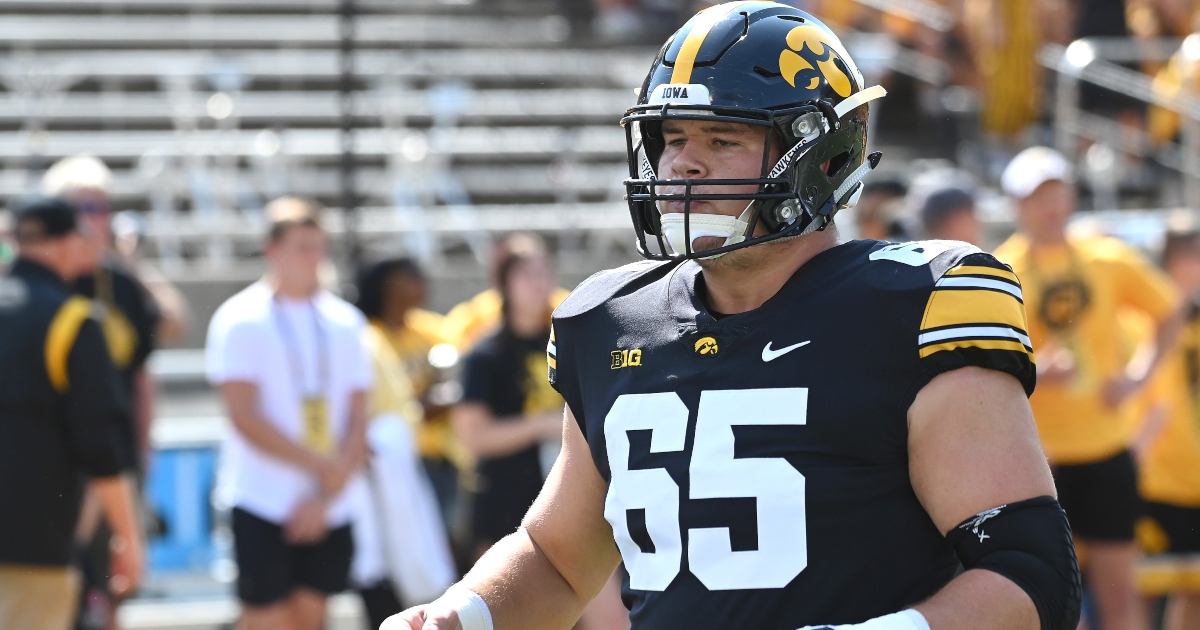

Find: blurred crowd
<box><xmin>0</xmin><ymin>154</ymin><xmax>629</xmax><ymax>630</ymax></box>
<box><xmin>842</xmin><ymin>144</ymin><xmax>1200</xmax><ymax>630</ymax></box>
<box><xmin>579</xmin><ymin>0</ymin><xmax>1200</xmax><ymax>185</ymax></box>
<box><xmin>8</xmin><ymin>142</ymin><xmax>1200</xmax><ymax>630</ymax></box>
<box><xmin>11</xmin><ymin>1</ymin><xmax>1200</xmax><ymax>629</ymax></box>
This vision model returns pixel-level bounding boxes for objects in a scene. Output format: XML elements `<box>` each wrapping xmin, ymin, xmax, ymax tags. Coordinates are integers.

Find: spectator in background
<box><xmin>994</xmin><ymin>147</ymin><xmax>1183</xmax><ymax>630</ymax></box>
<box><xmin>43</xmin><ymin>155</ymin><xmax>187</xmax><ymax>349</ymax></box>
<box><xmin>962</xmin><ymin>0</ymin><xmax>1042</xmax><ymax>141</ymax></box>
<box><xmin>110</xmin><ymin>210</ymin><xmax>190</xmax><ymax>344</ymax></box>
<box><xmin>206</xmin><ymin>197</ymin><xmax>370</xmax><ymax>630</ymax></box>
<box><xmin>852</xmin><ymin>179</ymin><xmax>910</xmax><ymax>242</ymax></box>
<box><xmin>1132</xmin><ymin>223</ymin><xmax>1200</xmax><ymax>630</ymax></box>
<box><xmin>0</xmin><ymin>198</ymin><xmax>142</xmax><ymax>630</ymax></box>
<box><xmin>909</xmin><ymin>167</ymin><xmax>981</xmax><ymax>245</ymax></box>
<box><xmin>352</xmin><ymin>258</ymin><xmax>457</xmax><ymax>630</ymax></box>
<box><xmin>1148</xmin><ymin>18</ymin><xmax>1200</xmax><ymax>146</ymax></box>
<box><xmin>42</xmin><ymin>155</ymin><xmax>164</xmax><ymax>630</ymax></box>
<box><xmin>355</xmin><ymin>258</ymin><xmax>466</xmax><ymax>533</ymax></box>
<box><xmin>441</xmin><ymin>237</ymin><xmax>570</xmax><ymax>352</ymax></box>
<box><xmin>452</xmin><ymin>233</ymin><xmax>563</xmax><ymax>561</ymax></box>
<box><xmin>920</xmin><ymin>187</ymin><xmax>981</xmax><ymax>245</ymax></box>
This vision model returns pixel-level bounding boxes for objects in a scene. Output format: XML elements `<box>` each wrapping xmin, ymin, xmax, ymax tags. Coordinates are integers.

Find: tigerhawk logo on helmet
<box><xmin>622</xmin><ymin>1</ymin><xmax>887</xmax><ymax>260</ymax></box>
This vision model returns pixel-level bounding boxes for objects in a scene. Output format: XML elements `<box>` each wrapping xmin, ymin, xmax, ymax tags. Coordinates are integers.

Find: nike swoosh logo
<box><xmin>762</xmin><ymin>340</ymin><xmax>810</xmax><ymax>362</ymax></box>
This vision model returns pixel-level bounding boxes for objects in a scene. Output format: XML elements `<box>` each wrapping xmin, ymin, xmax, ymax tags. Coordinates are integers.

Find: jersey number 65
<box><xmin>603</xmin><ymin>388</ymin><xmax>808</xmax><ymax>592</ymax></box>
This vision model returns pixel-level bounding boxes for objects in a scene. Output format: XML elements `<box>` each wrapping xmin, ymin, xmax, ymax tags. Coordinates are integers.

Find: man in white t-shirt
<box><xmin>206</xmin><ymin>197</ymin><xmax>371</xmax><ymax>630</ymax></box>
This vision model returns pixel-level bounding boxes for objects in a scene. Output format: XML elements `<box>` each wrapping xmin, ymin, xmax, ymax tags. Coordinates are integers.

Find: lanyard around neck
<box><xmin>272</xmin><ymin>296</ymin><xmax>329</xmax><ymax>398</ymax></box>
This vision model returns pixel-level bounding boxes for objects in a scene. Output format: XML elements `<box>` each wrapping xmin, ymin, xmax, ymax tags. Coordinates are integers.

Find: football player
<box><xmin>384</xmin><ymin>3</ymin><xmax>1081</xmax><ymax>630</ymax></box>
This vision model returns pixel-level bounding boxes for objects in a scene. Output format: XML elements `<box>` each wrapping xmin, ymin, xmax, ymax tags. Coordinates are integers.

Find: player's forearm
<box><xmin>914</xmin><ymin>569</ymin><xmax>1039</xmax><ymax>630</ymax></box>
<box><xmin>456</xmin><ymin>528</ymin><xmax>589</xmax><ymax>629</ymax></box>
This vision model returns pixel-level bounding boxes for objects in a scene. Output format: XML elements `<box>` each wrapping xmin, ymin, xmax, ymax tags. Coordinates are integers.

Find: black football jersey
<box><xmin>548</xmin><ymin>240</ymin><xmax>1036</xmax><ymax>629</ymax></box>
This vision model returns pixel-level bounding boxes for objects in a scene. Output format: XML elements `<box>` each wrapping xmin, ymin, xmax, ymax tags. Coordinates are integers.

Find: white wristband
<box><xmin>798</xmin><ymin>609</ymin><xmax>931</xmax><ymax>630</ymax></box>
<box><xmin>448</xmin><ymin>588</ymin><xmax>493</xmax><ymax>630</ymax></box>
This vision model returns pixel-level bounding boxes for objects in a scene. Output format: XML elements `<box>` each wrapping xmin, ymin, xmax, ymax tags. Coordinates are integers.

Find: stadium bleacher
<box><xmin>0</xmin><ymin>3</ymin><xmax>970</xmax><ymax>619</ymax></box>
<box><xmin>0</xmin><ymin>0</ymin><xmax>647</xmax><ymax>269</ymax></box>
<box><xmin>0</xmin><ymin>0</ymin><xmax>951</xmax><ymax>280</ymax></box>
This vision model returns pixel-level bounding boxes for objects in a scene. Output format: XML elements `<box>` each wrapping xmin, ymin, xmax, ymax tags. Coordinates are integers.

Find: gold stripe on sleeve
<box><xmin>919</xmin><ymin>338</ymin><xmax>1033</xmax><ymax>359</ymax></box>
<box><xmin>44</xmin><ymin>296</ymin><xmax>95</xmax><ymax>393</ymax></box>
<box><xmin>921</xmin><ymin>288</ymin><xmax>1028</xmax><ymax>333</ymax></box>
<box><xmin>944</xmin><ymin>265</ymin><xmax>1020</xmax><ymax>285</ymax></box>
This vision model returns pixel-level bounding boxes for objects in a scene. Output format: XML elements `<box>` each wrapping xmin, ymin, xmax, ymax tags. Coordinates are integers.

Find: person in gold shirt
<box><xmin>441</xmin><ymin>234</ymin><xmax>570</xmax><ymax>353</ymax></box>
<box><xmin>994</xmin><ymin>147</ymin><xmax>1183</xmax><ymax>630</ymax></box>
<box><xmin>355</xmin><ymin>258</ymin><xmax>464</xmax><ymax>533</ymax></box>
<box><xmin>1133</xmin><ymin>224</ymin><xmax>1200</xmax><ymax>630</ymax></box>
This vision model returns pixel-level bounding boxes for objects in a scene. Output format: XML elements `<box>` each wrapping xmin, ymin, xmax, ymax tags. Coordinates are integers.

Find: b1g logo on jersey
<box><xmin>611</xmin><ymin>348</ymin><xmax>643</xmax><ymax>370</ymax></box>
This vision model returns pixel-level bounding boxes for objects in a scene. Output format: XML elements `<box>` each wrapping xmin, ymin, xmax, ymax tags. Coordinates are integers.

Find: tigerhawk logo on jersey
<box><xmin>611</xmin><ymin>348</ymin><xmax>643</xmax><ymax>370</ymax></box>
<box><xmin>779</xmin><ymin>25</ymin><xmax>852</xmax><ymax>97</ymax></box>
<box><xmin>694</xmin><ymin>336</ymin><xmax>719</xmax><ymax>356</ymax></box>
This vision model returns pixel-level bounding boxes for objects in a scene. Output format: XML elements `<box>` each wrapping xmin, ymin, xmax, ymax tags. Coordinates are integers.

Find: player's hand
<box><xmin>1102</xmin><ymin>375</ymin><xmax>1141</xmax><ymax>409</ymax></box>
<box><xmin>108</xmin><ymin>532</ymin><xmax>144</xmax><ymax>598</ymax></box>
<box><xmin>380</xmin><ymin>604</ymin><xmax>462</xmax><ymax>630</ymax></box>
<box><xmin>285</xmin><ymin>497</ymin><xmax>329</xmax><ymax>545</ymax></box>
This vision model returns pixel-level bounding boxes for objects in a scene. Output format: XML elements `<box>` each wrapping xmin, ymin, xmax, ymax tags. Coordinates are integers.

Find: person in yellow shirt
<box><xmin>355</xmin><ymin>258</ymin><xmax>465</xmax><ymax>533</ymax></box>
<box><xmin>1134</xmin><ymin>224</ymin><xmax>1200</xmax><ymax>630</ymax></box>
<box><xmin>355</xmin><ymin>309</ymin><xmax>422</xmax><ymax>628</ymax></box>
<box><xmin>441</xmin><ymin>234</ymin><xmax>570</xmax><ymax>352</ymax></box>
<box><xmin>994</xmin><ymin>147</ymin><xmax>1183</xmax><ymax>630</ymax></box>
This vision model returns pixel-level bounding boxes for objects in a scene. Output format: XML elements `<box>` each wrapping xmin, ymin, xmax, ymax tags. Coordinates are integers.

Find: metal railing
<box><xmin>1041</xmin><ymin>36</ymin><xmax>1200</xmax><ymax>207</ymax></box>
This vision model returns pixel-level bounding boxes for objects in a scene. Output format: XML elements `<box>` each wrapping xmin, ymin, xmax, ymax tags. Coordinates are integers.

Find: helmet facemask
<box><xmin>624</xmin><ymin>101</ymin><xmax>881</xmax><ymax>261</ymax></box>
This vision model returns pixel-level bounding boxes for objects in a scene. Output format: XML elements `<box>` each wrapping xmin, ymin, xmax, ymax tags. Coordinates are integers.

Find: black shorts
<box><xmin>1139</xmin><ymin>501</ymin><xmax>1200</xmax><ymax>555</ymax></box>
<box><xmin>1136</xmin><ymin>502</ymin><xmax>1200</xmax><ymax>594</ymax></box>
<box><xmin>1052</xmin><ymin>449</ymin><xmax>1139</xmax><ymax>542</ymax></box>
<box><xmin>231</xmin><ymin>507</ymin><xmax>354</xmax><ymax>606</ymax></box>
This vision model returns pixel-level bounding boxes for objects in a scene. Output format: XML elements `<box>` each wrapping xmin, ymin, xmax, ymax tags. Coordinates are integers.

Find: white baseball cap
<box><xmin>1000</xmin><ymin>146</ymin><xmax>1075</xmax><ymax>199</ymax></box>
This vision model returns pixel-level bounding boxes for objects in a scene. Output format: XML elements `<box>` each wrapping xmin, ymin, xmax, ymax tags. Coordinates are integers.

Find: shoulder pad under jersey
<box><xmin>866</xmin><ymin>240</ymin><xmax>984</xmax><ymax>284</ymax></box>
<box><xmin>553</xmin><ymin>260</ymin><xmax>677</xmax><ymax>319</ymax></box>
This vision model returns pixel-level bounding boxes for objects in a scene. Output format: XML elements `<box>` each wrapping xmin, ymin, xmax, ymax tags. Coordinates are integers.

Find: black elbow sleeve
<box><xmin>946</xmin><ymin>496</ymin><xmax>1082</xmax><ymax>630</ymax></box>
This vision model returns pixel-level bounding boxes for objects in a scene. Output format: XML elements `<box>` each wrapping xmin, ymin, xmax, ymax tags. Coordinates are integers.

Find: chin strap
<box><xmin>659</xmin><ymin>203</ymin><xmax>755</xmax><ymax>258</ymax></box>
<box><xmin>834</xmin><ymin>152</ymin><xmax>881</xmax><ymax>202</ymax></box>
